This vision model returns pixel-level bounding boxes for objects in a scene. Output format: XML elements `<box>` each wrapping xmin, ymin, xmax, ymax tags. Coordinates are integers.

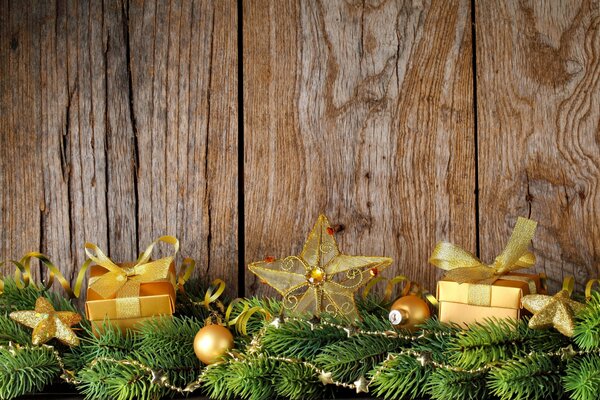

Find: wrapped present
<box><xmin>83</xmin><ymin>236</ymin><xmax>180</xmax><ymax>333</ymax></box>
<box><xmin>430</xmin><ymin>217</ymin><xmax>545</xmax><ymax>327</ymax></box>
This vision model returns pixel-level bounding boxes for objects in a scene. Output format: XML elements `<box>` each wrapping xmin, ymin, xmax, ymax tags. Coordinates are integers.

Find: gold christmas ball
<box><xmin>388</xmin><ymin>295</ymin><xmax>430</xmax><ymax>331</ymax></box>
<box><xmin>193</xmin><ymin>324</ymin><xmax>234</xmax><ymax>365</ymax></box>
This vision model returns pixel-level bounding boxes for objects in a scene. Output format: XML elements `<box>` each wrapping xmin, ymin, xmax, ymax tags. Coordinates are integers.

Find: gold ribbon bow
<box><xmin>85</xmin><ymin>236</ymin><xmax>179</xmax><ymax>318</ymax></box>
<box><xmin>429</xmin><ymin>217</ymin><xmax>538</xmax><ymax>306</ymax></box>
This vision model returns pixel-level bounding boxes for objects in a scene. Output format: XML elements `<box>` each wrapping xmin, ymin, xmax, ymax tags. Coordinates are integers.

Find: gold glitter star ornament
<box><xmin>10</xmin><ymin>297</ymin><xmax>81</xmax><ymax>346</ymax></box>
<box><xmin>522</xmin><ymin>286</ymin><xmax>585</xmax><ymax>337</ymax></box>
<box><xmin>248</xmin><ymin>214</ymin><xmax>393</xmax><ymax>321</ymax></box>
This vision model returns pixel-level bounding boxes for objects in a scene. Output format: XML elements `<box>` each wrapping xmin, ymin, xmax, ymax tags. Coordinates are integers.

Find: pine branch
<box><xmin>0</xmin><ymin>346</ymin><xmax>60</xmax><ymax>400</ymax></box>
<box><xmin>210</xmin><ymin>355</ymin><xmax>276</xmax><ymax>400</ymax></box>
<box><xmin>260</xmin><ymin>319</ymin><xmax>347</xmax><ymax>360</ymax></box>
<box><xmin>488</xmin><ymin>353</ymin><xmax>564</xmax><ymax>400</ymax></box>
<box><xmin>448</xmin><ymin>318</ymin><xmax>567</xmax><ymax>369</ymax></box>
<box><xmin>315</xmin><ymin>334</ymin><xmax>406</xmax><ymax>382</ymax></box>
<box><xmin>563</xmin><ymin>355</ymin><xmax>600</xmax><ymax>400</ymax></box>
<box><xmin>77</xmin><ymin>359</ymin><xmax>164</xmax><ymax>400</ymax></box>
<box><xmin>133</xmin><ymin>316</ymin><xmax>202</xmax><ymax>387</ymax></box>
<box><xmin>274</xmin><ymin>361</ymin><xmax>332</xmax><ymax>400</ymax></box>
<box><xmin>574</xmin><ymin>291</ymin><xmax>600</xmax><ymax>351</ymax></box>
<box><xmin>370</xmin><ymin>353</ymin><xmax>432</xmax><ymax>400</ymax></box>
<box><xmin>425</xmin><ymin>369</ymin><xmax>488</xmax><ymax>400</ymax></box>
<box><xmin>0</xmin><ymin>314</ymin><xmax>31</xmax><ymax>346</ymax></box>
<box><xmin>0</xmin><ymin>278</ymin><xmax>76</xmax><ymax>314</ymax></box>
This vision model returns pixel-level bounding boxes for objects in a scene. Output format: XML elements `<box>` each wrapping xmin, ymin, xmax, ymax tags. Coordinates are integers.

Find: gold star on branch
<box><xmin>248</xmin><ymin>214</ymin><xmax>393</xmax><ymax>321</ymax></box>
<box><xmin>10</xmin><ymin>297</ymin><xmax>81</xmax><ymax>347</ymax></box>
<box><xmin>522</xmin><ymin>290</ymin><xmax>585</xmax><ymax>337</ymax></box>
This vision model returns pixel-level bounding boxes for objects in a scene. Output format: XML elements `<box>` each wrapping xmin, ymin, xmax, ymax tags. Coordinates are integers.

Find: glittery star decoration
<box><xmin>522</xmin><ymin>290</ymin><xmax>586</xmax><ymax>337</ymax></box>
<box><xmin>353</xmin><ymin>376</ymin><xmax>369</xmax><ymax>393</ymax></box>
<box><xmin>249</xmin><ymin>214</ymin><xmax>393</xmax><ymax>321</ymax></box>
<box><xmin>9</xmin><ymin>297</ymin><xmax>81</xmax><ymax>347</ymax></box>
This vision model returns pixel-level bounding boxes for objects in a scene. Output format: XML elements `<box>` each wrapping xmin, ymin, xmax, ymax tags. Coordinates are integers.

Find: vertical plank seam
<box><xmin>122</xmin><ymin>0</ymin><xmax>140</xmax><ymax>255</ymax></box>
<box><xmin>237</xmin><ymin>0</ymin><xmax>245</xmax><ymax>298</ymax></box>
<box><xmin>471</xmin><ymin>0</ymin><xmax>480</xmax><ymax>257</ymax></box>
<box><xmin>104</xmin><ymin>1</ymin><xmax>112</xmax><ymax>257</ymax></box>
<box><xmin>203</xmin><ymin>7</ymin><xmax>215</xmax><ymax>277</ymax></box>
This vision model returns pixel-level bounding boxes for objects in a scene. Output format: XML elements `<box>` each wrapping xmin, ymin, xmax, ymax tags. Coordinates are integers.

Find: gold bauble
<box><xmin>193</xmin><ymin>324</ymin><xmax>234</xmax><ymax>365</ymax></box>
<box><xmin>388</xmin><ymin>295</ymin><xmax>430</xmax><ymax>331</ymax></box>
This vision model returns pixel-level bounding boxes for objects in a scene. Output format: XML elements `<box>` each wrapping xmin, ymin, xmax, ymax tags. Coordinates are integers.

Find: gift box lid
<box><xmin>437</xmin><ymin>273</ymin><xmax>542</xmax><ymax>309</ymax></box>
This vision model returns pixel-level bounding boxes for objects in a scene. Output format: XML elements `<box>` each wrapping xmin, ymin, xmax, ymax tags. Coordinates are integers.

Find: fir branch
<box><xmin>0</xmin><ymin>314</ymin><xmax>31</xmax><ymax>346</ymax></box>
<box><xmin>448</xmin><ymin>318</ymin><xmax>567</xmax><ymax>369</ymax></box>
<box><xmin>425</xmin><ymin>369</ymin><xmax>489</xmax><ymax>400</ymax></box>
<box><xmin>65</xmin><ymin>322</ymin><xmax>136</xmax><ymax>372</ymax></box>
<box><xmin>0</xmin><ymin>278</ymin><xmax>77</xmax><ymax>314</ymax></box>
<box><xmin>563</xmin><ymin>355</ymin><xmax>600</xmax><ymax>400</ymax></box>
<box><xmin>488</xmin><ymin>353</ymin><xmax>563</xmax><ymax>400</ymax></box>
<box><xmin>574</xmin><ymin>291</ymin><xmax>600</xmax><ymax>351</ymax></box>
<box><xmin>218</xmin><ymin>355</ymin><xmax>277</xmax><ymax>400</ymax></box>
<box><xmin>77</xmin><ymin>359</ymin><xmax>164</xmax><ymax>400</ymax></box>
<box><xmin>370</xmin><ymin>353</ymin><xmax>432</xmax><ymax>400</ymax></box>
<box><xmin>260</xmin><ymin>319</ymin><xmax>347</xmax><ymax>360</ymax></box>
<box><xmin>133</xmin><ymin>316</ymin><xmax>202</xmax><ymax>387</ymax></box>
<box><xmin>274</xmin><ymin>361</ymin><xmax>332</xmax><ymax>400</ymax></box>
<box><xmin>315</xmin><ymin>334</ymin><xmax>406</xmax><ymax>382</ymax></box>
<box><xmin>201</xmin><ymin>360</ymin><xmax>237</xmax><ymax>400</ymax></box>
<box><xmin>0</xmin><ymin>345</ymin><xmax>60</xmax><ymax>400</ymax></box>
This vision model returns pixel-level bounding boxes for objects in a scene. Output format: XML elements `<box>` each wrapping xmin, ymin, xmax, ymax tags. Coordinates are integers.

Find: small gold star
<box><xmin>522</xmin><ymin>290</ymin><xmax>585</xmax><ymax>337</ymax></box>
<box><xmin>353</xmin><ymin>376</ymin><xmax>369</xmax><ymax>393</ymax></box>
<box><xmin>10</xmin><ymin>297</ymin><xmax>81</xmax><ymax>347</ymax></box>
<box><xmin>318</xmin><ymin>371</ymin><xmax>334</xmax><ymax>385</ymax></box>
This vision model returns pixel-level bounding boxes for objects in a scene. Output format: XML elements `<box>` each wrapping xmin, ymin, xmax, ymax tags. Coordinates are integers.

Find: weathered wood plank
<box><xmin>0</xmin><ymin>0</ymin><xmax>238</xmax><ymax>297</ymax></box>
<box><xmin>477</xmin><ymin>0</ymin><xmax>600</xmax><ymax>292</ymax></box>
<box><xmin>128</xmin><ymin>0</ymin><xmax>239</xmax><ymax>297</ymax></box>
<box><xmin>243</xmin><ymin>0</ymin><xmax>476</xmax><ymax>296</ymax></box>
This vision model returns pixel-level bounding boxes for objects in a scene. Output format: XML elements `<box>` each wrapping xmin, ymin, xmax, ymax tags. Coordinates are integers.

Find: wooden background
<box><xmin>1</xmin><ymin>0</ymin><xmax>599</xmax><ymax>300</ymax></box>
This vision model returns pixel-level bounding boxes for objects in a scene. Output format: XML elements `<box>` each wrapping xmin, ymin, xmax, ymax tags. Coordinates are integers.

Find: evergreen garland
<box><xmin>0</xmin><ymin>274</ymin><xmax>599</xmax><ymax>400</ymax></box>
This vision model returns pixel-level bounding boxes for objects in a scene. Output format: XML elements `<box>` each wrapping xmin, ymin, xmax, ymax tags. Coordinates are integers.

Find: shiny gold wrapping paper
<box><xmin>437</xmin><ymin>272</ymin><xmax>545</xmax><ymax>326</ymax></box>
<box><xmin>85</xmin><ymin>262</ymin><xmax>177</xmax><ymax>333</ymax></box>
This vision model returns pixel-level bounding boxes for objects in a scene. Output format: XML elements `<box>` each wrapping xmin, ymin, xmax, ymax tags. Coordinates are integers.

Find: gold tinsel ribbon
<box><xmin>0</xmin><ymin>236</ymin><xmax>195</xmax><ymax>318</ymax></box>
<box><xmin>586</xmin><ymin>278</ymin><xmax>599</xmax><ymax>301</ymax></box>
<box><xmin>362</xmin><ymin>275</ymin><xmax>439</xmax><ymax>308</ymax></box>
<box><xmin>202</xmin><ymin>279</ymin><xmax>271</xmax><ymax>336</ymax></box>
<box><xmin>429</xmin><ymin>217</ymin><xmax>538</xmax><ymax>306</ymax></box>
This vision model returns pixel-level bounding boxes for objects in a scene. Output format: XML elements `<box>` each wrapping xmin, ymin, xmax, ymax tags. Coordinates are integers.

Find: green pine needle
<box><xmin>370</xmin><ymin>353</ymin><xmax>431</xmax><ymax>400</ymax></box>
<box><xmin>574</xmin><ymin>291</ymin><xmax>600</xmax><ymax>351</ymax></box>
<box><xmin>0</xmin><ymin>346</ymin><xmax>60</xmax><ymax>400</ymax></box>
<box><xmin>563</xmin><ymin>355</ymin><xmax>600</xmax><ymax>400</ymax></box>
<box><xmin>426</xmin><ymin>369</ymin><xmax>489</xmax><ymax>400</ymax></box>
<box><xmin>315</xmin><ymin>333</ymin><xmax>406</xmax><ymax>382</ymax></box>
<box><xmin>448</xmin><ymin>318</ymin><xmax>567</xmax><ymax>369</ymax></box>
<box><xmin>488</xmin><ymin>353</ymin><xmax>563</xmax><ymax>400</ymax></box>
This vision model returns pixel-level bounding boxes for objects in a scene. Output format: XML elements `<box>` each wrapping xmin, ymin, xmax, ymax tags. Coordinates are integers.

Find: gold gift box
<box><xmin>85</xmin><ymin>262</ymin><xmax>177</xmax><ymax>333</ymax></box>
<box><xmin>437</xmin><ymin>272</ymin><xmax>545</xmax><ymax>327</ymax></box>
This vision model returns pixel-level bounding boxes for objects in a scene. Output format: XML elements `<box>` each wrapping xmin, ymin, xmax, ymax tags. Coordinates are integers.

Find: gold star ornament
<box><xmin>522</xmin><ymin>289</ymin><xmax>585</xmax><ymax>337</ymax></box>
<box><xmin>248</xmin><ymin>214</ymin><xmax>393</xmax><ymax>321</ymax></box>
<box><xmin>10</xmin><ymin>297</ymin><xmax>81</xmax><ymax>346</ymax></box>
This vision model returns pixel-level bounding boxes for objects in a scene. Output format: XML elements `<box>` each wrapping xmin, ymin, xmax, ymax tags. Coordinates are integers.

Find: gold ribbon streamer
<box><xmin>586</xmin><ymin>279</ymin><xmax>599</xmax><ymax>301</ymax></box>
<box><xmin>362</xmin><ymin>275</ymin><xmax>411</xmax><ymax>301</ymax></box>
<box><xmin>429</xmin><ymin>217</ymin><xmax>537</xmax><ymax>286</ymax></box>
<box><xmin>201</xmin><ymin>279</ymin><xmax>270</xmax><ymax>336</ymax></box>
<box><xmin>84</xmin><ymin>236</ymin><xmax>179</xmax><ymax>318</ymax></box>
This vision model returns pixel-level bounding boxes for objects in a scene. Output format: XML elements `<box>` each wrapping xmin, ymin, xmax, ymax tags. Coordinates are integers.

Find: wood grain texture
<box><xmin>243</xmin><ymin>0</ymin><xmax>476</xmax><ymax>296</ymax></box>
<box><xmin>0</xmin><ymin>0</ymin><xmax>238</xmax><ymax>297</ymax></box>
<box><xmin>477</xmin><ymin>0</ymin><xmax>600</xmax><ymax>292</ymax></box>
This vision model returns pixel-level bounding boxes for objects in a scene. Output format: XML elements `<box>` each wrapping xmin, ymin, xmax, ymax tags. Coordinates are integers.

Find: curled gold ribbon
<box><xmin>586</xmin><ymin>279</ymin><xmax>599</xmax><ymax>301</ymax></box>
<box><xmin>202</xmin><ymin>279</ymin><xmax>271</xmax><ymax>336</ymax></box>
<box><xmin>362</xmin><ymin>275</ymin><xmax>411</xmax><ymax>301</ymax></box>
<box><xmin>429</xmin><ymin>217</ymin><xmax>537</xmax><ymax>285</ymax></box>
